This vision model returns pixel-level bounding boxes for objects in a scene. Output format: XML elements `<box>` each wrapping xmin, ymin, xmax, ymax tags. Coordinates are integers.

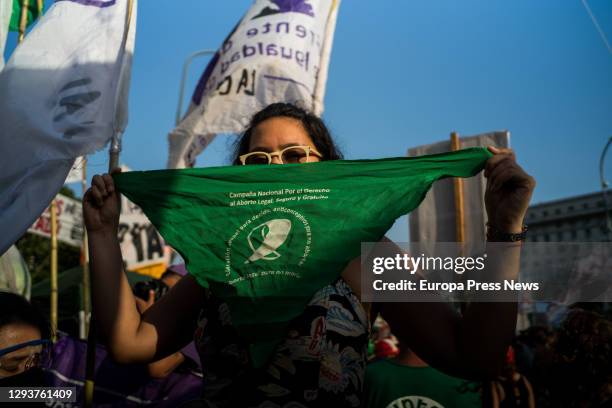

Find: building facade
<box><xmin>525</xmin><ymin>191</ymin><xmax>610</xmax><ymax>242</ymax></box>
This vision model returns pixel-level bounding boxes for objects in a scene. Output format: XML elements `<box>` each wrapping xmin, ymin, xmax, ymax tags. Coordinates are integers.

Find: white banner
<box><xmin>26</xmin><ymin>184</ymin><xmax>170</xmax><ymax>270</ymax></box>
<box><xmin>0</xmin><ymin>0</ymin><xmax>137</xmax><ymax>254</ymax></box>
<box><xmin>28</xmin><ymin>193</ymin><xmax>84</xmax><ymax>248</ymax></box>
<box><xmin>168</xmin><ymin>0</ymin><xmax>340</xmax><ymax>169</ymax></box>
<box><xmin>118</xmin><ymin>166</ymin><xmax>171</xmax><ymax>270</ymax></box>
<box><xmin>118</xmin><ymin>195</ymin><xmax>171</xmax><ymax>271</ymax></box>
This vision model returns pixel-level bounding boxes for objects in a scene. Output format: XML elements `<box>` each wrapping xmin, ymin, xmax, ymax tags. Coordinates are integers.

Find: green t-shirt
<box><xmin>364</xmin><ymin>359</ymin><xmax>482</xmax><ymax>408</ymax></box>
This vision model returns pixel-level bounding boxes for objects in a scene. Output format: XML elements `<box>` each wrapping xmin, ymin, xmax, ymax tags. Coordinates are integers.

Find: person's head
<box><xmin>0</xmin><ymin>292</ymin><xmax>50</xmax><ymax>379</ymax></box>
<box><xmin>536</xmin><ymin>309</ymin><xmax>612</xmax><ymax>405</ymax></box>
<box><xmin>232</xmin><ymin>102</ymin><xmax>342</xmax><ymax>166</ymax></box>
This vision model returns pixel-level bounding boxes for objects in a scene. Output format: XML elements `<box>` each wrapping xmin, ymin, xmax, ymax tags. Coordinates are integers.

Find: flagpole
<box><xmin>175</xmin><ymin>49</ymin><xmax>215</xmax><ymax>126</ymax></box>
<box><xmin>85</xmin><ymin>0</ymin><xmax>134</xmax><ymax>405</ymax></box>
<box><xmin>451</xmin><ymin>132</ymin><xmax>468</xmax><ymax>313</ymax></box>
<box><xmin>82</xmin><ymin>157</ymin><xmax>91</xmax><ymax>336</ymax></box>
<box><xmin>50</xmin><ymin>199</ymin><xmax>58</xmax><ymax>342</ymax></box>
<box><xmin>311</xmin><ymin>0</ymin><xmax>339</xmax><ymax>116</ymax></box>
<box><xmin>450</xmin><ymin>132</ymin><xmax>465</xmax><ymax>244</ymax></box>
<box><xmin>18</xmin><ymin>0</ymin><xmax>30</xmax><ymax>43</ymax></box>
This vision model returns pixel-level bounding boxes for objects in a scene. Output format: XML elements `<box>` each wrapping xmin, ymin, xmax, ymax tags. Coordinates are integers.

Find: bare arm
<box><xmin>344</xmin><ymin>147</ymin><xmax>535</xmax><ymax>379</ymax></box>
<box><xmin>375</xmin><ymin>244</ymin><xmax>521</xmax><ymax>379</ymax></box>
<box><xmin>146</xmin><ymin>352</ymin><xmax>185</xmax><ymax>379</ymax></box>
<box><xmin>85</xmin><ymin>171</ymin><xmax>204</xmax><ymax>364</ymax></box>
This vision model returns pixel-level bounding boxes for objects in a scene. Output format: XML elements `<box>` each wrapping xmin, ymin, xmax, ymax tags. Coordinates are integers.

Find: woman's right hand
<box><xmin>83</xmin><ymin>169</ymin><xmax>121</xmax><ymax>235</ymax></box>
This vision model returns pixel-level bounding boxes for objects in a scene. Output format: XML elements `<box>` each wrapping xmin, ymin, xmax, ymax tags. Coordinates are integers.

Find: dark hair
<box><xmin>0</xmin><ymin>292</ymin><xmax>50</xmax><ymax>340</ymax></box>
<box><xmin>232</xmin><ymin>102</ymin><xmax>343</xmax><ymax>165</ymax></box>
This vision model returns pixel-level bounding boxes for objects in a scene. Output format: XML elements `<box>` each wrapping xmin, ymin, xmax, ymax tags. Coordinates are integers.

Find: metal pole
<box><xmin>600</xmin><ymin>136</ymin><xmax>612</xmax><ymax>241</ymax></box>
<box><xmin>109</xmin><ymin>131</ymin><xmax>123</xmax><ymax>169</ymax></box>
<box><xmin>50</xmin><ymin>199</ymin><xmax>58</xmax><ymax>342</ymax></box>
<box><xmin>175</xmin><ymin>49</ymin><xmax>215</xmax><ymax>126</ymax></box>
<box><xmin>18</xmin><ymin>0</ymin><xmax>30</xmax><ymax>43</ymax></box>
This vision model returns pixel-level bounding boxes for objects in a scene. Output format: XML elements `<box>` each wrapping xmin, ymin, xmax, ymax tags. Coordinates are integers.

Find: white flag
<box><xmin>168</xmin><ymin>0</ymin><xmax>340</xmax><ymax>169</ymax></box>
<box><xmin>0</xmin><ymin>0</ymin><xmax>11</xmax><ymax>71</ymax></box>
<box><xmin>65</xmin><ymin>156</ymin><xmax>85</xmax><ymax>184</ymax></box>
<box><xmin>0</xmin><ymin>0</ymin><xmax>137</xmax><ymax>254</ymax></box>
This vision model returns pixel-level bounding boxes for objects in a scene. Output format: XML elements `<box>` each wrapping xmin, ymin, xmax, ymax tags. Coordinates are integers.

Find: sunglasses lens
<box><xmin>282</xmin><ymin>147</ymin><xmax>309</xmax><ymax>164</ymax></box>
<box><xmin>244</xmin><ymin>153</ymin><xmax>270</xmax><ymax>165</ymax></box>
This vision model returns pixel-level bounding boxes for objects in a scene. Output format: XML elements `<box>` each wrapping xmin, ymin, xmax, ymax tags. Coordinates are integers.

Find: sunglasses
<box><xmin>239</xmin><ymin>145</ymin><xmax>323</xmax><ymax>165</ymax></box>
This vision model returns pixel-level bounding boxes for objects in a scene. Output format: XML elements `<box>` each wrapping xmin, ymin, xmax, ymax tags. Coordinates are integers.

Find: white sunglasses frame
<box><xmin>239</xmin><ymin>145</ymin><xmax>323</xmax><ymax>165</ymax></box>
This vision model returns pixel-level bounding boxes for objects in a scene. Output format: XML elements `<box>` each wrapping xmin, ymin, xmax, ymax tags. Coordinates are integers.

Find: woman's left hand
<box><xmin>484</xmin><ymin>146</ymin><xmax>536</xmax><ymax>232</ymax></box>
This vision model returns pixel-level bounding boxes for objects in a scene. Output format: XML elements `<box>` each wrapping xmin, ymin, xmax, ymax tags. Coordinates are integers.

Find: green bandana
<box><xmin>113</xmin><ymin>147</ymin><xmax>492</xmax><ymax>367</ymax></box>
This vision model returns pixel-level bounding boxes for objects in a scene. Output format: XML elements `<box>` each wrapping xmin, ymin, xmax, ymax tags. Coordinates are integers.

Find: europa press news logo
<box><xmin>252</xmin><ymin>0</ymin><xmax>315</xmax><ymax>19</ymax></box>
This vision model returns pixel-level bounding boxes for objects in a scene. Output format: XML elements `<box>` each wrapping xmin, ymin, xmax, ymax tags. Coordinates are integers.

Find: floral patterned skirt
<box><xmin>194</xmin><ymin>278</ymin><xmax>370</xmax><ymax>408</ymax></box>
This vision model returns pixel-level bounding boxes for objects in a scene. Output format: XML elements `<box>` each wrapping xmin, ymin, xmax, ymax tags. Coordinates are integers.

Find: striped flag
<box><xmin>0</xmin><ymin>0</ymin><xmax>12</xmax><ymax>70</ymax></box>
<box><xmin>9</xmin><ymin>0</ymin><xmax>43</xmax><ymax>32</ymax></box>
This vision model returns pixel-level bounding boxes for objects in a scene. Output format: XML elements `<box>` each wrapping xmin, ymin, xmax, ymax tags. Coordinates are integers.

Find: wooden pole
<box><xmin>18</xmin><ymin>0</ymin><xmax>30</xmax><ymax>43</ymax></box>
<box><xmin>36</xmin><ymin>0</ymin><xmax>43</xmax><ymax>15</ymax></box>
<box><xmin>451</xmin><ymin>132</ymin><xmax>467</xmax><ymax>312</ymax></box>
<box><xmin>82</xmin><ymin>158</ymin><xmax>91</xmax><ymax>336</ymax></box>
<box><xmin>50</xmin><ymin>199</ymin><xmax>58</xmax><ymax>342</ymax></box>
<box><xmin>450</xmin><ymin>132</ymin><xmax>465</xmax><ymax>244</ymax></box>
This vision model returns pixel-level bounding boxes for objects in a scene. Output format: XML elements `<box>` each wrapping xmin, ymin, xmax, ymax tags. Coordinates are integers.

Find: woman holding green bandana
<box><xmin>84</xmin><ymin>103</ymin><xmax>535</xmax><ymax>407</ymax></box>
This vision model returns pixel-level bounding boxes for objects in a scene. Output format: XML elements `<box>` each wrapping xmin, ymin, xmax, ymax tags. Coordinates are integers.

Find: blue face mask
<box><xmin>0</xmin><ymin>339</ymin><xmax>52</xmax><ymax>382</ymax></box>
<box><xmin>0</xmin><ymin>339</ymin><xmax>51</xmax><ymax>358</ymax></box>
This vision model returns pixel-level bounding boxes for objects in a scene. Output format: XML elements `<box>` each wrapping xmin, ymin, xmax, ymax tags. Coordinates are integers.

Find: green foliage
<box><xmin>15</xmin><ymin>235</ymin><xmax>80</xmax><ymax>285</ymax></box>
<box><xmin>60</xmin><ymin>185</ymin><xmax>78</xmax><ymax>200</ymax></box>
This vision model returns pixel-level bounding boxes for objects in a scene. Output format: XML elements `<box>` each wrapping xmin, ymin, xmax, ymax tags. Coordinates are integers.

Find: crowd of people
<box><xmin>1</xmin><ymin>289</ymin><xmax>610</xmax><ymax>406</ymax></box>
<box><xmin>0</xmin><ymin>103</ymin><xmax>609</xmax><ymax>406</ymax></box>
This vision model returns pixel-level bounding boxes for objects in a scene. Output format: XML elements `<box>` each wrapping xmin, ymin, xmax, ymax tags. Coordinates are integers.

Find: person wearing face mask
<box><xmin>84</xmin><ymin>102</ymin><xmax>536</xmax><ymax>407</ymax></box>
<box><xmin>0</xmin><ymin>291</ymin><xmax>51</xmax><ymax>389</ymax></box>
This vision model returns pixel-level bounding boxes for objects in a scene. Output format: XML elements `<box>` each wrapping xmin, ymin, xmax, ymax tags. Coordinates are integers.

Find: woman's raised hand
<box><xmin>484</xmin><ymin>146</ymin><xmax>536</xmax><ymax>233</ymax></box>
<box><xmin>83</xmin><ymin>168</ymin><xmax>122</xmax><ymax>235</ymax></box>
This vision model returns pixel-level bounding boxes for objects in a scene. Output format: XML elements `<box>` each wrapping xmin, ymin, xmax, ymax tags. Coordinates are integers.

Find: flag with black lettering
<box><xmin>0</xmin><ymin>0</ymin><xmax>137</xmax><ymax>254</ymax></box>
<box><xmin>167</xmin><ymin>0</ymin><xmax>340</xmax><ymax>168</ymax></box>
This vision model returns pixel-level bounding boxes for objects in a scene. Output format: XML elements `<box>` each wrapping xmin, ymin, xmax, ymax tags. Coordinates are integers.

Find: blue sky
<box><xmin>5</xmin><ymin>0</ymin><xmax>612</xmax><ymax>242</ymax></box>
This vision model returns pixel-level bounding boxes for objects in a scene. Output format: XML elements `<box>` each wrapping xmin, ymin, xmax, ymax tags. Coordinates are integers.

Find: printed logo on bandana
<box><xmin>225</xmin><ymin>207</ymin><xmax>312</xmax><ymax>284</ymax></box>
<box><xmin>245</xmin><ymin>218</ymin><xmax>292</xmax><ymax>263</ymax></box>
<box><xmin>252</xmin><ymin>0</ymin><xmax>315</xmax><ymax>19</ymax></box>
<box><xmin>385</xmin><ymin>396</ymin><xmax>444</xmax><ymax>408</ymax></box>
<box><xmin>57</xmin><ymin>0</ymin><xmax>117</xmax><ymax>7</ymax></box>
